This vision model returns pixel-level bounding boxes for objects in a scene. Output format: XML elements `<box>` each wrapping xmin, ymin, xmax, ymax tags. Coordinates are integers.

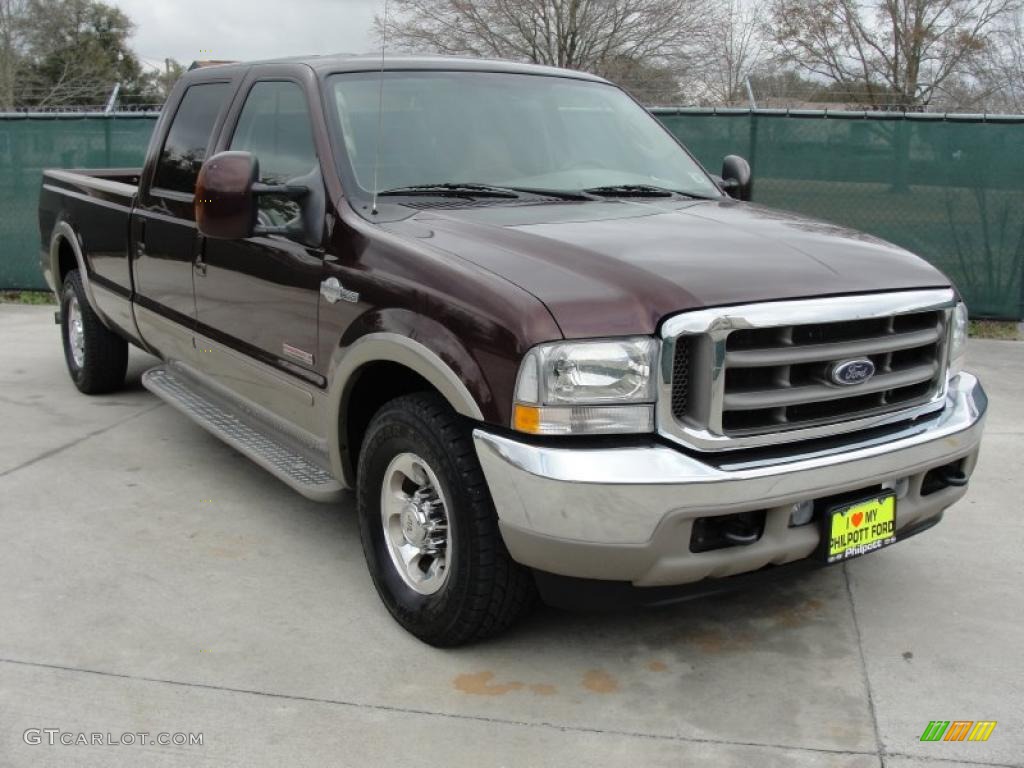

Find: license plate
<box><xmin>825</xmin><ymin>493</ymin><xmax>897</xmax><ymax>564</ymax></box>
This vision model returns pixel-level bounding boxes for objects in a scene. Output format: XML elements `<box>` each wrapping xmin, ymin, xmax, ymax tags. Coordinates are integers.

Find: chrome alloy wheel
<box><xmin>67</xmin><ymin>295</ymin><xmax>85</xmax><ymax>368</ymax></box>
<box><xmin>380</xmin><ymin>452</ymin><xmax>452</xmax><ymax>595</ymax></box>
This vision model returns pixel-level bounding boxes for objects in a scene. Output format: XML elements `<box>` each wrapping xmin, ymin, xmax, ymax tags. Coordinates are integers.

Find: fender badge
<box><xmin>282</xmin><ymin>344</ymin><xmax>314</xmax><ymax>366</ymax></box>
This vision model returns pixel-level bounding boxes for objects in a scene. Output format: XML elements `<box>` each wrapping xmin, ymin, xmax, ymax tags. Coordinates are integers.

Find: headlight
<box><xmin>949</xmin><ymin>301</ymin><xmax>968</xmax><ymax>376</ymax></box>
<box><xmin>512</xmin><ymin>338</ymin><xmax>658</xmax><ymax>435</ymax></box>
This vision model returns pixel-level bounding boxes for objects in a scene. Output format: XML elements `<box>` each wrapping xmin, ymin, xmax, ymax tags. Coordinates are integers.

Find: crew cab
<box><xmin>38</xmin><ymin>55</ymin><xmax>986</xmax><ymax>646</ymax></box>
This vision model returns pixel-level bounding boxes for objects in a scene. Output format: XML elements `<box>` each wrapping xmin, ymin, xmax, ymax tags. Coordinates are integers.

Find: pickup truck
<box><xmin>38</xmin><ymin>55</ymin><xmax>987</xmax><ymax>646</ymax></box>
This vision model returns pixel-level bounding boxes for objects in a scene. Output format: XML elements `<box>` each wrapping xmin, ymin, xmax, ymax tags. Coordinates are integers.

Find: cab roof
<box><xmin>184</xmin><ymin>53</ymin><xmax>608</xmax><ymax>84</ymax></box>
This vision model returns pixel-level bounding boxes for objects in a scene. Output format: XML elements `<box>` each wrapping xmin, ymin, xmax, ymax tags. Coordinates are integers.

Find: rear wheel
<box><xmin>60</xmin><ymin>270</ymin><xmax>128</xmax><ymax>394</ymax></box>
<box><xmin>357</xmin><ymin>393</ymin><xmax>536</xmax><ymax>646</ymax></box>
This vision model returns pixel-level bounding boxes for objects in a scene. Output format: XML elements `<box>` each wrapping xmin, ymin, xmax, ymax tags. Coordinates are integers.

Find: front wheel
<box><xmin>357</xmin><ymin>393</ymin><xmax>536</xmax><ymax>646</ymax></box>
<box><xmin>60</xmin><ymin>270</ymin><xmax>128</xmax><ymax>394</ymax></box>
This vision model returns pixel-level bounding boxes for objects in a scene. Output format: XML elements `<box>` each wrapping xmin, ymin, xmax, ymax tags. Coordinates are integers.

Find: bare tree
<box><xmin>767</xmin><ymin>0</ymin><xmax>1020</xmax><ymax>108</ymax></box>
<box><xmin>377</xmin><ymin>0</ymin><xmax>711</xmax><ymax>80</ymax></box>
<box><xmin>971</xmin><ymin>5</ymin><xmax>1024</xmax><ymax>110</ymax></box>
<box><xmin>695</xmin><ymin>0</ymin><xmax>768</xmax><ymax>104</ymax></box>
<box><xmin>0</xmin><ymin>0</ymin><xmax>28</xmax><ymax>110</ymax></box>
<box><xmin>600</xmin><ymin>54</ymin><xmax>686</xmax><ymax>103</ymax></box>
<box><xmin>151</xmin><ymin>58</ymin><xmax>184</xmax><ymax>101</ymax></box>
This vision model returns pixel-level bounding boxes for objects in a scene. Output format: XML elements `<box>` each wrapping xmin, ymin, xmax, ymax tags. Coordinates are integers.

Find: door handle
<box><xmin>320</xmin><ymin>277</ymin><xmax>359</xmax><ymax>304</ymax></box>
<box><xmin>135</xmin><ymin>220</ymin><xmax>146</xmax><ymax>260</ymax></box>
<box><xmin>194</xmin><ymin>238</ymin><xmax>208</xmax><ymax>277</ymax></box>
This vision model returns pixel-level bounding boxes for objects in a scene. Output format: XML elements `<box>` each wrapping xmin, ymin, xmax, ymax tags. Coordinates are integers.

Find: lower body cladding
<box><xmin>473</xmin><ymin>373</ymin><xmax>986</xmax><ymax>607</ymax></box>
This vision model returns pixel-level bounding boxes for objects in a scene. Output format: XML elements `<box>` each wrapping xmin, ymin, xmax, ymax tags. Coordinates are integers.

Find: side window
<box><xmin>152</xmin><ymin>82</ymin><xmax>230</xmax><ymax>194</ymax></box>
<box><xmin>229</xmin><ymin>81</ymin><xmax>318</xmax><ymax>225</ymax></box>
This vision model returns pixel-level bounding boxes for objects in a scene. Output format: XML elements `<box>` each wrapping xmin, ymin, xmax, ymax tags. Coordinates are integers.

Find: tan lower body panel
<box><xmin>92</xmin><ymin>283</ymin><xmax>143</xmax><ymax>346</ymax></box>
<box><xmin>135</xmin><ymin>305</ymin><xmax>326</xmax><ymax>448</ymax></box>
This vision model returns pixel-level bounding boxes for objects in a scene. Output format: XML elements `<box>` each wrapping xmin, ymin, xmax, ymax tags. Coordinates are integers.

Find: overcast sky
<box><xmin>109</xmin><ymin>0</ymin><xmax>384</xmax><ymax>72</ymax></box>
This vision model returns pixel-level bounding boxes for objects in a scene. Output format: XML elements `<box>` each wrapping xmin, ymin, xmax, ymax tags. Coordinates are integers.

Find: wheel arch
<box><xmin>49</xmin><ymin>220</ymin><xmax>109</xmax><ymax>324</ymax></box>
<box><xmin>326</xmin><ymin>333</ymin><xmax>487</xmax><ymax>487</ymax></box>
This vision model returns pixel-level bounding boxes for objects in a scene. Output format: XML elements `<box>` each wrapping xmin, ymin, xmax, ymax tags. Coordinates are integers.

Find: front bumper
<box><xmin>474</xmin><ymin>372</ymin><xmax>986</xmax><ymax>587</ymax></box>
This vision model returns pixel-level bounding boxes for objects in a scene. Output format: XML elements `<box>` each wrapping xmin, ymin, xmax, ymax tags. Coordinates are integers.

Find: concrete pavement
<box><xmin>1</xmin><ymin>303</ymin><xmax>1021</xmax><ymax>767</ymax></box>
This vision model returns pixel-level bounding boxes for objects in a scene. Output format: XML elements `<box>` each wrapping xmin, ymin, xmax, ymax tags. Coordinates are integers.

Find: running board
<box><xmin>142</xmin><ymin>364</ymin><xmax>344</xmax><ymax>502</ymax></box>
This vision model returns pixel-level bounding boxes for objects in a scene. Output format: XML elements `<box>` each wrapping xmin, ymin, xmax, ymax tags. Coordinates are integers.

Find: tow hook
<box><xmin>939</xmin><ymin>467</ymin><xmax>969</xmax><ymax>487</ymax></box>
<box><xmin>922</xmin><ymin>461</ymin><xmax>971</xmax><ymax>495</ymax></box>
<box><xmin>691</xmin><ymin>510</ymin><xmax>766</xmax><ymax>552</ymax></box>
<box><xmin>723</xmin><ymin>526</ymin><xmax>761</xmax><ymax>545</ymax></box>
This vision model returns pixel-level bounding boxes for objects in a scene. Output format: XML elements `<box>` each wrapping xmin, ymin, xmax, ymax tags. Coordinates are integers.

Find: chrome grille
<box><xmin>720</xmin><ymin>310</ymin><xmax>945</xmax><ymax>435</ymax></box>
<box><xmin>657</xmin><ymin>290</ymin><xmax>956</xmax><ymax>452</ymax></box>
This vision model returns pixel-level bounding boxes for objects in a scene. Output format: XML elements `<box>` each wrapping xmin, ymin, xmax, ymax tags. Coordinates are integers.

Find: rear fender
<box><xmin>48</xmin><ymin>220</ymin><xmax>111</xmax><ymax>326</ymax></box>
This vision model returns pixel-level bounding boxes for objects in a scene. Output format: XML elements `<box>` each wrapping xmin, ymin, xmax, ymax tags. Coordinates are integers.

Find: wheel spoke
<box><xmin>399</xmin><ymin>544</ymin><xmax>421</xmax><ymax>570</ymax></box>
<box><xmin>409</xmin><ymin>460</ymin><xmax>429</xmax><ymax>487</ymax></box>
<box><xmin>67</xmin><ymin>296</ymin><xmax>85</xmax><ymax>368</ymax></box>
<box><xmin>384</xmin><ymin>514</ymin><xmax>407</xmax><ymax>549</ymax></box>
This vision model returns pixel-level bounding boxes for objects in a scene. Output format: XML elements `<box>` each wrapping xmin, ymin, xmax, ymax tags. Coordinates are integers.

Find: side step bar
<box><xmin>142</xmin><ymin>364</ymin><xmax>344</xmax><ymax>502</ymax></box>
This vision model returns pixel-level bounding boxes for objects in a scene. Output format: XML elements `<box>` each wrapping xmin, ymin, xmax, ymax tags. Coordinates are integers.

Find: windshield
<box><xmin>325</xmin><ymin>71</ymin><xmax>721</xmax><ymax>201</ymax></box>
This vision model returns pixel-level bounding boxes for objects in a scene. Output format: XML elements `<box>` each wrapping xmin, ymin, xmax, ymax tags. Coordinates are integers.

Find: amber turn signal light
<box><xmin>512</xmin><ymin>404</ymin><xmax>542</xmax><ymax>434</ymax></box>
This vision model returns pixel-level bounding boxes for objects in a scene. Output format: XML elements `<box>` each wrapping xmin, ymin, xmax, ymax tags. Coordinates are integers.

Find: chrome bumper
<box><xmin>473</xmin><ymin>373</ymin><xmax>986</xmax><ymax>586</ymax></box>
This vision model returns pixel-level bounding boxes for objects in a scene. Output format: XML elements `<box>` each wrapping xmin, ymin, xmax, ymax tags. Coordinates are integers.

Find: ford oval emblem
<box><xmin>830</xmin><ymin>358</ymin><xmax>876</xmax><ymax>386</ymax></box>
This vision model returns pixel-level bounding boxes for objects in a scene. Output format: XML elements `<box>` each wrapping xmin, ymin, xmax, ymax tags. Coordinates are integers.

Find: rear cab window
<box><xmin>152</xmin><ymin>82</ymin><xmax>232</xmax><ymax>196</ymax></box>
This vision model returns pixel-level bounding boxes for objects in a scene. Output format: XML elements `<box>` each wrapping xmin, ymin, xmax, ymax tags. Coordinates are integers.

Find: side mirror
<box><xmin>720</xmin><ymin>155</ymin><xmax>752</xmax><ymax>201</ymax></box>
<box><xmin>195</xmin><ymin>151</ymin><xmax>259</xmax><ymax>240</ymax></box>
<box><xmin>196</xmin><ymin>151</ymin><xmax>325</xmax><ymax>244</ymax></box>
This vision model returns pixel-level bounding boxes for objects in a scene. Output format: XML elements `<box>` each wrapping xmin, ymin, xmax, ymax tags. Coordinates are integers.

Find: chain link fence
<box><xmin>2</xmin><ymin>109</ymin><xmax>1022</xmax><ymax>319</ymax></box>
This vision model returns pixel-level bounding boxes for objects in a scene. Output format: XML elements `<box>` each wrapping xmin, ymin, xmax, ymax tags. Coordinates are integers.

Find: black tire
<box><xmin>60</xmin><ymin>269</ymin><xmax>128</xmax><ymax>395</ymax></box>
<box><xmin>357</xmin><ymin>393</ymin><xmax>536</xmax><ymax>646</ymax></box>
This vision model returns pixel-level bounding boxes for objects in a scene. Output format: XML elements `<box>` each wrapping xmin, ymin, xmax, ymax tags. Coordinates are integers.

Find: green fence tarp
<box><xmin>0</xmin><ymin>115</ymin><xmax>156</xmax><ymax>291</ymax></box>
<box><xmin>2</xmin><ymin>110</ymin><xmax>1022</xmax><ymax>318</ymax></box>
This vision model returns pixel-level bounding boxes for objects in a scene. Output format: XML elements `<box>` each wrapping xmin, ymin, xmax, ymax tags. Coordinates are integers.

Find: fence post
<box><xmin>104</xmin><ymin>117</ymin><xmax>112</xmax><ymax>166</ymax></box>
<box><xmin>12</xmin><ymin>117</ymin><xmax>23</xmax><ymax>196</ymax></box>
<box><xmin>891</xmin><ymin>115</ymin><xmax>910</xmax><ymax>193</ymax></box>
<box><xmin>1018</xmin><ymin>258</ymin><xmax>1024</xmax><ymax>325</ymax></box>
<box><xmin>748</xmin><ymin>111</ymin><xmax>758</xmax><ymax>199</ymax></box>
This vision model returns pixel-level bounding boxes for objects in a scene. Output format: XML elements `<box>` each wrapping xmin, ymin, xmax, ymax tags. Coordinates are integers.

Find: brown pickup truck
<box><xmin>38</xmin><ymin>55</ymin><xmax>986</xmax><ymax>646</ymax></box>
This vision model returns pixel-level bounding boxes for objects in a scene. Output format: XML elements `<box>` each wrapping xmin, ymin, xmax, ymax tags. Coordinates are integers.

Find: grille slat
<box><xmin>723</xmin><ymin>362</ymin><xmax>939</xmax><ymax>411</ymax></box>
<box><xmin>724</xmin><ymin>325</ymin><xmax>942</xmax><ymax>368</ymax></box>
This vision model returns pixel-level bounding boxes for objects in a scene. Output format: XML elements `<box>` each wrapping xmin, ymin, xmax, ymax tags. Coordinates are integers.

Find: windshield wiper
<box><xmin>501</xmin><ymin>186</ymin><xmax>599</xmax><ymax>201</ymax></box>
<box><xmin>377</xmin><ymin>183</ymin><xmax>521</xmax><ymax>199</ymax></box>
<box><xmin>377</xmin><ymin>182</ymin><xmax>599</xmax><ymax>202</ymax></box>
<box><xmin>583</xmin><ymin>184</ymin><xmax>711</xmax><ymax>199</ymax></box>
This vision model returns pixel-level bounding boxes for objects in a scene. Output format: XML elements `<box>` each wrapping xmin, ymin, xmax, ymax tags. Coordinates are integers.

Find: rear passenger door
<box><xmin>194</xmin><ymin>68</ymin><xmax>325</xmax><ymax>385</ymax></box>
<box><xmin>133</xmin><ymin>80</ymin><xmax>233</xmax><ymax>357</ymax></box>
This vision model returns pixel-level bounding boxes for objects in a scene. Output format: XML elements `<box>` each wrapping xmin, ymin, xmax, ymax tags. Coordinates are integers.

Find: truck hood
<box><xmin>399</xmin><ymin>199</ymin><xmax>951</xmax><ymax>338</ymax></box>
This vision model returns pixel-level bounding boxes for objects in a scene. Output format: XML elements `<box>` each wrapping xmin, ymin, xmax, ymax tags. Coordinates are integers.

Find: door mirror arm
<box><xmin>252</xmin><ymin>182</ymin><xmax>310</xmax><ymax>200</ymax></box>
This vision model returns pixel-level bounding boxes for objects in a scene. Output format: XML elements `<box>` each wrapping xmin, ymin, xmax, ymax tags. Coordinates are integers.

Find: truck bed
<box><xmin>38</xmin><ymin>168</ymin><xmax>142</xmax><ymax>300</ymax></box>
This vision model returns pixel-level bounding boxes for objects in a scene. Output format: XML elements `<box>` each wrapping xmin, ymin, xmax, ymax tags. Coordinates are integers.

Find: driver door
<box><xmin>193</xmin><ymin>73</ymin><xmax>324</xmax><ymax>388</ymax></box>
